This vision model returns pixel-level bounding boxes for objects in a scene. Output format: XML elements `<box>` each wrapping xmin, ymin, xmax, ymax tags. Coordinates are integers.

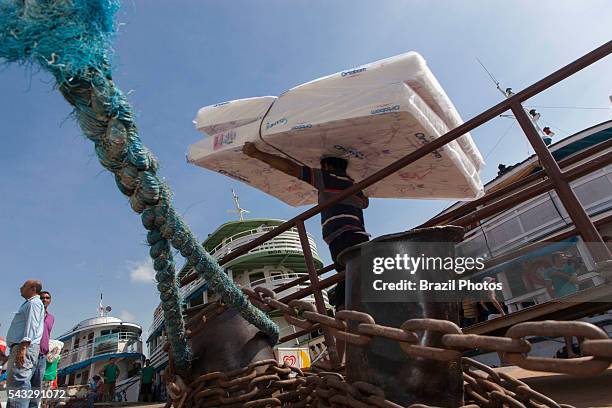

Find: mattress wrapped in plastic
<box><xmin>188</xmin><ymin>52</ymin><xmax>485</xmax><ymax>207</ymax></box>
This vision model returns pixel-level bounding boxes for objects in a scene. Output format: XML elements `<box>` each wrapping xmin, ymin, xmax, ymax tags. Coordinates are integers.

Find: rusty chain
<box><xmin>166</xmin><ymin>287</ymin><xmax>612</xmax><ymax>407</ymax></box>
<box><xmin>243</xmin><ymin>287</ymin><xmax>612</xmax><ymax>376</ymax></box>
<box><xmin>169</xmin><ymin>356</ymin><xmax>580</xmax><ymax>408</ymax></box>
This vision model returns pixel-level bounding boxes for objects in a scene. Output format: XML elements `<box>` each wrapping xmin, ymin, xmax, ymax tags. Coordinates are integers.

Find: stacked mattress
<box><xmin>188</xmin><ymin>52</ymin><xmax>485</xmax><ymax>207</ymax></box>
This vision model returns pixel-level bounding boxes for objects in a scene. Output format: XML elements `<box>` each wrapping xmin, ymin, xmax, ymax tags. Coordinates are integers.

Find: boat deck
<box><xmin>501</xmin><ymin>367</ymin><xmax>612</xmax><ymax>408</ymax></box>
<box><xmin>465</xmin><ymin>283</ymin><xmax>612</xmax><ymax>336</ymax></box>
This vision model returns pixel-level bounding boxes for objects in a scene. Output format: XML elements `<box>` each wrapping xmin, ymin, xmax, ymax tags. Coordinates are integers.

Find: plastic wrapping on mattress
<box><xmin>195</xmin><ymin>96</ymin><xmax>276</xmax><ymax>135</ymax></box>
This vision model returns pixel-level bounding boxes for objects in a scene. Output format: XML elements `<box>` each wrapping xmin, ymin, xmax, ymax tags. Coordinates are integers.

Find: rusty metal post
<box><xmin>511</xmin><ymin>103</ymin><xmax>612</xmax><ymax>263</ymax></box>
<box><xmin>295</xmin><ymin>220</ymin><xmax>340</xmax><ymax>367</ymax></box>
<box><xmin>338</xmin><ymin>226</ymin><xmax>465</xmax><ymax>406</ymax></box>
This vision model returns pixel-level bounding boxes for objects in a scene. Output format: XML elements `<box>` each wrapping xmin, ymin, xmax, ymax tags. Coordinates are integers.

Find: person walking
<box><xmin>28</xmin><ymin>291</ymin><xmax>55</xmax><ymax>408</ymax></box>
<box><xmin>5</xmin><ymin>280</ymin><xmax>45</xmax><ymax>408</ymax></box>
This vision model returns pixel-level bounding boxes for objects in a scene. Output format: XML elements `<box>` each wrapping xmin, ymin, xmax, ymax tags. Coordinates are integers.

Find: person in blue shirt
<box><xmin>544</xmin><ymin>252</ymin><xmax>578</xmax><ymax>298</ymax></box>
<box><xmin>5</xmin><ymin>280</ymin><xmax>45</xmax><ymax>408</ymax></box>
<box><xmin>87</xmin><ymin>375</ymin><xmax>104</xmax><ymax>408</ymax></box>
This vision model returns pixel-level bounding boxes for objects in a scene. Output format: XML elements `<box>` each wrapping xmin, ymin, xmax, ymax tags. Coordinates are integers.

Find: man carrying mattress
<box><xmin>242</xmin><ymin>142</ymin><xmax>370</xmax><ymax>310</ymax></box>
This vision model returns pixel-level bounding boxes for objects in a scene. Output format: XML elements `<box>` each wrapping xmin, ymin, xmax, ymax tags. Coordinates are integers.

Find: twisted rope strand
<box><xmin>0</xmin><ymin>0</ymin><xmax>279</xmax><ymax>373</ymax></box>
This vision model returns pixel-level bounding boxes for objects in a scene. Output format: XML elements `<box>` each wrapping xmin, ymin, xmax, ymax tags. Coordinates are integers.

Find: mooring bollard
<box><xmin>337</xmin><ymin>226</ymin><xmax>465</xmax><ymax>406</ymax></box>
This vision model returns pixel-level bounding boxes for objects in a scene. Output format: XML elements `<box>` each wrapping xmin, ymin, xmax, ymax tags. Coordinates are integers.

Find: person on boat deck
<box><xmin>5</xmin><ymin>280</ymin><xmax>45</xmax><ymax>408</ymax></box>
<box><xmin>242</xmin><ymin>142</ymin><xmax>370</xmax><ymax>309</ymax></box>
<box><xmin>87</xmin><ymin>375</ymin><xmax>104</xmax><ymax>408</ymax></box>
<box><xmin>29</xmin><ymin>290</ymin><xmax>55</xmax><ymax>408</ymax></box>
<box><xmin>100</xmin><ymin>358</ymin><xmax>120</xmax><ymax>402</ymax></box>
<box><xmin>544</xmin><ymin>252</ymin><xmax>578</xmax><ymax>298</ymax></box>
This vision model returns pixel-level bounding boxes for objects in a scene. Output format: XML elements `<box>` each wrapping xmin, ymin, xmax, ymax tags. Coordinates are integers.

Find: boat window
<box><xmin>487</xmin><ymin>218</ymin><xmax>523</xmax><ymax>250</ymax></box>
<box><xmin>249</xmin><ymin>272</ymin><xmax>265</xmax><ymax>285</ymax></box>
<box><xmin>519</xmin><ymin>200</ymin><xmax>559</xmax><ymax>233</ymax></box>
<box><xmin>87</xmin><ymin>333</ymin><xmax>94</xmax><ymax>344</ymax></box>
<box><xmin>190</xmin><ymin>295</ymin><xmax>204</xmax><ymax>307</ymax></box>
<box><xmin>574</xmin><ymin>176</ymin><xmax>612</xmax><ymax>207</ymax></box>
<box><xmin>101</xmin><ymin>330</ymin><xmax>110</xmax><ymax>336</ymax></box>
<box><xmin>457</xmin><ymin>232</ymin><xmax>489</xmax><ymax>259</ymax></box>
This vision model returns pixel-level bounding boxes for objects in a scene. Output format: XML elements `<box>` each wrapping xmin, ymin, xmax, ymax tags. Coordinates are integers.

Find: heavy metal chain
<box><xmin>241</xmin><ymin>287</ymin><xmax>612</xmax><ymax>376</ymax></box>
<box><xmin>167</xmin><ymin>357</ymin><xmax>580</xmax><ymax>408</ymax></box>
<box><xmin>166</xmin><ymin>287</ymin><xmax>612</xmax><ymax>407</ymax></box>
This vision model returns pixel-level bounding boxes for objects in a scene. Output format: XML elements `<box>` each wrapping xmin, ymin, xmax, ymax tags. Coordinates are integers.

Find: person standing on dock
<box><xmin>5</xmin><ymin>280</ymin><xmax>45</xmax><ymax>408</ymax></box>
<box><xmin>242</xmin><ymin>142</ymin><xmax>370</xmax><ymax>309</ymax></box>
<box><xmin>139</xmin><ymin>359</ymin><xmax>154</xmax><ymax>402</ymax></box>
<box><xmin>29</xmin><ymin>291</ymin><xmax>55</xmax><ymax>408</ymax></box>
<box><xmin>100</xmin><ymin>358</ymin><xmax>120</xmax><ymax>402</ymax></box>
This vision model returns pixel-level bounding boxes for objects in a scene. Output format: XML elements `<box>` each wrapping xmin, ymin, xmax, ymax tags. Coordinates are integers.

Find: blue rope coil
<box><xmin>0</xmin><ymin>0</ymin><xmax>279</xmax><ymax>373</ymax></box>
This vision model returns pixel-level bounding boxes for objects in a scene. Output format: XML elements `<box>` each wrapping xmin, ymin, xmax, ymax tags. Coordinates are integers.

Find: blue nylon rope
<box><xmin>0</xmin><ymin>0</ymin><xmax>279</xmax><ymax>373</ymax></box>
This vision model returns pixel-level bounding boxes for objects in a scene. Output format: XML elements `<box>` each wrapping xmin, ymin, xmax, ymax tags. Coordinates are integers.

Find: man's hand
<box><xmin>242</xmin><ymin>142</ymin><xmax>259</xmax><ymax>157</ymax></box>
<box><xmin>15</xmin><ymin>345</ymin><xmax>27</xmax><ymax>368</ymax></box>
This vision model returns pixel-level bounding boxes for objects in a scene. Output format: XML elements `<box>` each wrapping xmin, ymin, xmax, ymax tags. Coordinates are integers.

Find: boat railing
<box><xmin>150</xmin><ymin>309</ymin><xmax>166</xmax><ymax>334</ymax></box>
<box><xmin>180</xmin><ymin>41</ymin><xmax>612</xmax><ymax>366</ymax></box>
<box><xmin>208</xmin><ymin>226</ymin><xmax>320</xmax><ymax>261</ymax></box>
<box><xmin>58</xmin><ymin>333</ymin><xmax>142</xmax><ymax>370</ymax></box>
<box><xmin>503</xmin><ymin>270</ymin><xmax>604</xmax><ymax>313</ymax></box>
<box><xmin>249</xmin><ymin>274</ymin><xmax>330</xmax><ymax>305</ymax></box>
<box><xmin>148</xmin><ymin>337</ymin><xmax>168</xmax><ymax>366</ymax></box>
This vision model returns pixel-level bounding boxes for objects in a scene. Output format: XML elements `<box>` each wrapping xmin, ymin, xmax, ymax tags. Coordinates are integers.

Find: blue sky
<box><xmin>1</xmin><ymin>0</ymin><xmax>611</xmax><ymax>344</ymax></box>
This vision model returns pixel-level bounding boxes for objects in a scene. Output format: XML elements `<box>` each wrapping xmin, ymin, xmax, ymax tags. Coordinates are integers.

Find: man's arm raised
<box><xmin>242</xmin><ymin>142</ymin><xmax>303</xmax><ymax>178</ymax></box>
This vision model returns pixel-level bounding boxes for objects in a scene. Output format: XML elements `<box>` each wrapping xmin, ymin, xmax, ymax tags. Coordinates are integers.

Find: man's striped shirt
<box><xmin>300</xmin><ymin>166</ymin><xmax>369</xmax><ymax>244</ymax></box>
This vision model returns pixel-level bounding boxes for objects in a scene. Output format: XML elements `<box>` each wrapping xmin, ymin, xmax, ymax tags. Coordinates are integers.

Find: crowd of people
<box><xmin>1</xmin><ymin>280</ymin><xmax>161</xmax><ymax>408</ymax></box>
<box><xmin>0</xmin><ymin>280</ymin><xmax>55</xmax><ymax>408</ymax></box>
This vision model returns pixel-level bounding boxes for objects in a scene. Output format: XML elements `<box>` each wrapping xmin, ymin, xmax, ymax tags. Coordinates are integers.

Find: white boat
<box><xmin>56</xmin><ymin>303</ymin><xmax>145</xmax><ymax>402</ymax></box>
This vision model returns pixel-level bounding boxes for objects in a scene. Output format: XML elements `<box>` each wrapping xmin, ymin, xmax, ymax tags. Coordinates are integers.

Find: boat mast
<box><xmin>227</xmin><ymin>188</ymin><xmax>250</xmax><ymax>221</ymax></box>
<box><xmin>477</xmin><ymin>58</ymin><xmax>555</xmax><ymax>145</ymax></box>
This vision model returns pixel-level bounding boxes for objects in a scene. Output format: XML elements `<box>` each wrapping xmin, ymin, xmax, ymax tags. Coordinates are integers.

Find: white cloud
<box><xmin>119</xmin><ymin>310</ymin><xmax>136</xmax><ymax>322</ymax></box>
<box><xmin>129</xmin><ymin>259</ymin><xmax>156</xmax><ymax>284</ymax></box>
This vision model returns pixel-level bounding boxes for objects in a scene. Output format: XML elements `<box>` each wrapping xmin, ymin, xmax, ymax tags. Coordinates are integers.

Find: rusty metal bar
<box><xmin>296</xmin><ymin>220</ymin><xmax>340</xmax><ymax>366</ymax></box>
<box><xmin>279</xmin><ymin>271</ymin><xmax>345</xmax><ymax>305</ymax></box>
<box><xmin>511</xmin><ymin>102</ymin><xmax>611</xmax><ymax>262</ymax></box>
<box><xmin>452</xmin><ymin>151</ymin><xmax>612</xmax><ymax>227</ymax></box>
<box><xmin>216</xmin><ymin>40</ymin><xmax>612</xmax><ymax>267</ymax></box>
<box><xmin>273</xmin><ymin>264</ymin><xmax>335</xmax><ymax>293</ymax></box>
<box><xmin>421</xmin><ymin>137</ymin><xmax>612</xmax><ymax>228</ymax></box>
<box><xmin>278</xmin><ymin>324</ymin><xmax>321</xmax><ymax>344</ymax></box>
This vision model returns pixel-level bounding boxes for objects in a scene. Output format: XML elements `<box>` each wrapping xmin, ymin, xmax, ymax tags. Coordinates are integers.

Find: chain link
<box><xmin>171</xmin><ymin>287</ymin><xmax>612</xmax><ymax>407</ymax></box>
<box><xmin>245</xmin><ymin>287</ymin><xmax>612</xmax><ymax>375</ymax></box>
<box><xmin>175</xmin><ymin>355</ymin><xmax>579</xmax><ymax>408</ymax></box>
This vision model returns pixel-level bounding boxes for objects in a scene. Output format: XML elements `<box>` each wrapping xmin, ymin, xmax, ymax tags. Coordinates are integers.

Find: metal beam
<box><xmin>296</xmin><ymin>221</ymin><xmax>340</xmax><ymax>367</ymax></box>
<box><xmin>511</xmin><ymin>102</ymin><xmax>611</xmax><ymax>262</ymax></box>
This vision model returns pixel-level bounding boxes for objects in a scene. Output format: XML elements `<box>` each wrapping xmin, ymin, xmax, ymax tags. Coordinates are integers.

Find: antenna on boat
<box><xmin>227</xmin><ymin>188</ymin><xmax>250</xmax><ymax>221</ymax></box>
<box><xmin>477</xmin><ymin>57</ymin><xmax>555</xmax><ymax>148</ymax></box>
<box><xmin>98</xmin><ymin>289</ymin><xmax>112</xmax><ymax>317</ymax></box>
